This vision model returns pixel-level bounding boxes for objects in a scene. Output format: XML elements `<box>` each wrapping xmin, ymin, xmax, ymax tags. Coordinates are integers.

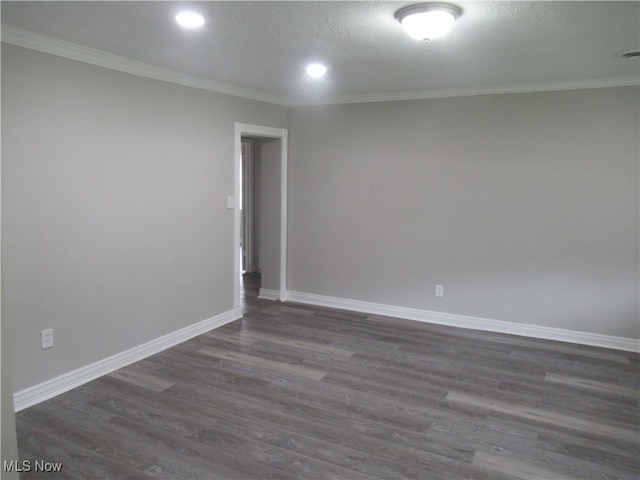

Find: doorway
<box><xmin>240</xmin><ymin>137</ymin><xmax>256</xmax><ymax>275</ymax></box>
<box><xmin>239</xmin><ymin>137</ymin><xmax>261</xmax><ymax>315</ymax></box>
<box><xmin>233</xmin><ymin>123</ymin><xmax>288</xmax><ymax>318</ymax></box>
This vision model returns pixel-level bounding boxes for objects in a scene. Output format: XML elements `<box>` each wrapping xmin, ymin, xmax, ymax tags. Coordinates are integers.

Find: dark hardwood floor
<box><xmin>15</xmin><ymin>275</ymin><xmax>640</xmax><ymax>479</ymax></box>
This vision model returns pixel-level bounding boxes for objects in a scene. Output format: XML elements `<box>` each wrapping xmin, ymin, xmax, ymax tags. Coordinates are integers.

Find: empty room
<box><xmin>1</xmin><ymin>1</ymin><xmax>638</xmax><ymax>479</ymax></box>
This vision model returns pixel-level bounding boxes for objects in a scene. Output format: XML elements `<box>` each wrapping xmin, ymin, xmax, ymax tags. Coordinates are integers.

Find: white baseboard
<box><xmin>14</xmin><ymin>309</ymin><xmax>240</xmax><ymax>412</ymax></box>
<box><xmin>14</xmin><ymin>293</ymin><xmax>637</xmax><ymax>412</ymax></box>
<box><xmin>286</xmin><ymin>290</ymin><xmax>639</xmax><ymax>353</ymax></box>
<box><xmin>258</xmin><ymin>288</ymin><xmax>281</xmax><ymax>301</ymax></box>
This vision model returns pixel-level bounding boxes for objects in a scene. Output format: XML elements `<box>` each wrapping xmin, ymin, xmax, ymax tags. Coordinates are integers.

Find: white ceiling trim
<box><xmin>1</xmin><ymin>25</ymin><xmax>287</xmax><ymax>106</ymax></box>
<box><xmin>288</xmin><ymin>76</ymin><xmax>640</xmax><ymax>107</ymax></box>
<box><xmin>3</xmin><ymin>24</ymin><xmax>638</xmax><ymax>108</ymax></box>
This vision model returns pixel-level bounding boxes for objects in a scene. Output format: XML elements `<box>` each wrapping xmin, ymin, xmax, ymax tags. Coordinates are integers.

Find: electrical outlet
<box><xmin>41</xmin><ymin>328</ymin><xmax>54</xmax><ymax>349</ymax></box>
<box><xmin>435</xmin><ymin>285</ymin><xmax>444</xmax><ymax>298</ymax></box>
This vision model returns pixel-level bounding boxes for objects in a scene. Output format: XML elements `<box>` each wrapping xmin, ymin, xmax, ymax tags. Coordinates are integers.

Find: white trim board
<box><xmin>258</xmin><ymin>288</ymin><xmax>282</xmax><ymax>301</ymax></box>
<box><xmin>234</xmin><ymin>123</ymin><xmax>289</xmax><ymax>312</ymax></box>
<box><xmin>286</xmin><ymin>290</ymin><xmax>640</xmax><ymax>353</ymax></box>
<box><xmin>3</xmin><ymin>25</ymin><xmax>637</xmax><ymax>108</ymax></box>
<box><xmin>1</xmin><ymin>25</ymin><xmax>285</xmax><ymax>106</ymax></box>
<box><xmin>286</xmin><ymin>76</ymin><xmax>640</xmax><ymax>106</ymax></box>
<box><xmin>13</xmin><ymin>309</ymin><xmax>240</xmax><ymax>412</ymax></box>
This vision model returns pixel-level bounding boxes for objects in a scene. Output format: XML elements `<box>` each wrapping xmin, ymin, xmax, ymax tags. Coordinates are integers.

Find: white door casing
<box><xmin>233</xmin><ymin>123</ymin><xmax>288</xmax><ymax>316</ymax></box>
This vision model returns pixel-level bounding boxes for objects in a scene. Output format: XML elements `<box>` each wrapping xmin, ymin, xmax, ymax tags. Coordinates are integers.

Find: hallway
<box><xmin>240</xmin><ymin>272</ymin><xmax>266</xmax><ymax>315</ymax></box>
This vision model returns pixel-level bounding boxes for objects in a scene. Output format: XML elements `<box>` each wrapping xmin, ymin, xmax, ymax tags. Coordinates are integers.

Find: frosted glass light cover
<box><xmin>401</xmin><ymin>10</ymin><xmax>456</xmax><ymax>40</ymax></box>
<box><xmin>175</xmin><ymin>12</ymin><xmax>205</xmax><ymax>28</ymax></box>
<box><xmin>306</xmin><ymin>64</ymin><xmax>328</xmax><ymax>77</ymax></box>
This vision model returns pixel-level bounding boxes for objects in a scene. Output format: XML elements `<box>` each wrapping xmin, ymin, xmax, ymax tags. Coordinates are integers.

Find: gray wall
<box><xmin>288</xmin><ymin>87</ymin><xmax>639</xmax><ymax>339</ymax></box>
<box><xmin>257</xmin><ymin>138</ymin><xmax>283</xmax><ymax>292</ymax></box>
<box><xmin>1</xmin><ymin>207</ymin><xmax>19</xmax><ymax>477</ymax></box>
<box><xmin>1</xmin><ymin>44</ymin><xmax>286</xmax><ymax>392</ymax></box>
<box><xmin>3</xmin><ymin>41</ymin><xmax>638</xmax><ymax>403</ymax></box>
<box><xmin>1</xmin><ymin>45</ymin><xmax>19</xmax><ymax>471</ymax></box>
<box><xmin>1</xmin><ymin>314</ymin><xmax>20</xmax><ymax>479</ymax></box>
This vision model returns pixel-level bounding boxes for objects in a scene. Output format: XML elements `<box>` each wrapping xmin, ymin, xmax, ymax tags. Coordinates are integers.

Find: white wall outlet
<box><xmin>41</xmin><ymin>328</ymin><xmax>54</xmax><ymax>349</ymax></box>
<box><xmin>227</xmin><ymin>196</ymin><xmax>235</xmax><ymax>209</ymax></box>
<box><xmin>435</xmin><ymin>285</ymin><xmax>444</xmax><ymax>298</ymax></box>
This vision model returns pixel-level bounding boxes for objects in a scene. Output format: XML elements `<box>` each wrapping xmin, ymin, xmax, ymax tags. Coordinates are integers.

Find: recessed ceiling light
<box><xmin>306</xmin><ymin>63</ymin><xmax>328</xmax><ymax>78</ymax></box>
<box><xmin>175</xmin><ymin>11</ymin><xmax>205</xmax><ymax>29</ymax></box>
<box><xmin>395</xmin><ymin>3</ymin><xmax>462</xmax><ymax>42</ymax></box>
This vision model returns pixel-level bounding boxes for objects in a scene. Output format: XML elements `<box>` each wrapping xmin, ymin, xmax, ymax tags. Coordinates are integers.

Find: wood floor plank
<box><xmin>473</xmin><ymin>450</ymin><xmax>576</xmax><ymax>480</ymax></box>
<box><xmin>16</xmin><ymin>421</ymin><xmax>160</xmax><ymax>480</ymax></box>
<box><xmin>494</xmin><ymin>379</ymin><xmax>639</xmax><ymax>427</ymax></box>
<box><xmin>202</xmin><ymin>329</ymin><xmax>257</xmax><ymax>346</ymax></box>
<box><xmin>535</xmin><ymin>433</ymin><xmax>640</xmax><ymax>477</ymax></box>
<box><xmin>108</xmin><ymin>368</ymin><xmax>175</xmax><ymax>392</ymax></box>
<box><xmin>196</xmin><ymin>346</ymin><xmax>328</xmax><ymax>380</ymax></box>
<box><xmin>446</xmin><ymin>390</ymin><xmax>639</xmax><ymax>443</ymax></box>
<box><xmin>235</xmin><ymin>329</ymin><xmax>356</xmax><ymax>357</ymax></box>
<box><xmin>510</xmin><ymin>343</ymin><xmax>632</xmax><ymax>364</ymax></box>
<box><xmin>97</xmin><ymin>400</ymin><xmax>340</xmax><ymax>479</ymax></box>
<box><xmin>14</xmin><ymin>275</ymin><xmax>640</xmax><ymax>479</ymax></box>
<box><xmin>545</xmin><ymin>372</ymin><xmax>640</xmax><ymax>398</ymax></box>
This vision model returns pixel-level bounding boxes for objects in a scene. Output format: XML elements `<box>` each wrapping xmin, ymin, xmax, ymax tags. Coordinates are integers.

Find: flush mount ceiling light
<box><xmin>306</xmin><ymin>63</ymin><xmax>328</xmax><ymax>78</ymax></box>
<box><xmin>175</xmin><ymin>11</ymin><xmax>205</xmax><ymax>28</ymax></box>
<box><xmin>395</xmin><ymin>3</ymin><xmax>462</xmax><ymax>42</ymax></box>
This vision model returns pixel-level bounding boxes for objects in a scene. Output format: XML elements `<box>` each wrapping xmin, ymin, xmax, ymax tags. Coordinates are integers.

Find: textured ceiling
<box><xmin>2</xmin><ymin>1</ymin><xmax>638</xmax><ymax>105</ymax></box>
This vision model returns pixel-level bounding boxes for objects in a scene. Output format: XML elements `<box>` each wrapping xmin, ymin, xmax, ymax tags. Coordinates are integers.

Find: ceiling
<box><xmin>1</xmin><ymin>1</ymin><xmax>638</xmax><ymax>106</ymax></box>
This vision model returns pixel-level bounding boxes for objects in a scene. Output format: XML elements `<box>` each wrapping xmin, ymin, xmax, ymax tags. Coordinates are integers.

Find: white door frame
<box><xmin>233</xmin><ymin>122</ymin><xmax>288</xmax><ymax>317</ymax></box>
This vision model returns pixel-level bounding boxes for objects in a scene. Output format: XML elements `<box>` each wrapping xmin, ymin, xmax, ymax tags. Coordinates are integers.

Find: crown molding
<box><xmin>1</xmin><ymin>25</ymin><xmax>287</xmax><ymax>106</ymax></box>
<box><xmin>3</xmin><ymin>24</ymin><xmax>638</xmax><ymax>108</ymax></box>
<box><xmin>286</xmin><ymin>76</ymin><xmax>640</xmax><ymax>107</ymax></box>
